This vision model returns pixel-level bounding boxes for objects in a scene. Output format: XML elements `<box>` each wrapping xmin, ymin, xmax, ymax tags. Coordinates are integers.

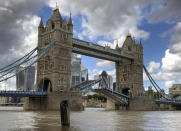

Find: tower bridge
<box><xmin>0</xmin><ymin>4</ymin><xmax>181</xmax><ymax>125</ymax></box>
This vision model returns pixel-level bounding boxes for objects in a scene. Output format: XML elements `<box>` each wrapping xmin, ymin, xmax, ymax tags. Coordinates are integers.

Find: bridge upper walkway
<box><xmin>72</xmin><ymin>38</ymin><xmax>134</xmax><ymax>62</ymax></box>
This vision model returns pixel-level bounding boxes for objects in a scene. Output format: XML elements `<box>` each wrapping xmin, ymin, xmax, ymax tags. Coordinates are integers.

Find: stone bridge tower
<box><xmin>116</xmin><ymin>33</ymin><xmax>143</xmax><ymax>98</ymax></box>
<box><xmin>37</xmin><ymin>7</ymin><xmax>73</xmax><ymax>93</ymax></box>
<box><xmin>24</xmin><ymin>6</ymin><xmax>83</xmax><ymax>110</ymax></box>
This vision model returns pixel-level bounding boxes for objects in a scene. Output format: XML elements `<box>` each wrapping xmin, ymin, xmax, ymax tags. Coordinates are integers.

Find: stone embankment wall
<box><xmin>83</xmin><ymin>98</ymin><xmax>106</xmax><ymax>108</ymax></box>
<box><xmin>129</xmin><ymin>97</ymin><xmax>159</xmax><ymax>111</ymax></box>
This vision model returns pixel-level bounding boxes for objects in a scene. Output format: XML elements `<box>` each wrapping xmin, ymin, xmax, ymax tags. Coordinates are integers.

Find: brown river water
<box><xmin>0</xmin><ymin>107</ymin><xmax>181</xmax><ymax>131</ymax></box>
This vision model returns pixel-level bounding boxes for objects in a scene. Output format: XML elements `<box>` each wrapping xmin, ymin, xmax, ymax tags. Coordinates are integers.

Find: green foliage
<box><xmin>87</xmin><ymin>94</ymin><xmax>107</xmax><ymax>102</ymax></box>
<box><xmin>145</xmin><ymin>89</ymin><xmax>162</xmax><ymax>98</ymax></box>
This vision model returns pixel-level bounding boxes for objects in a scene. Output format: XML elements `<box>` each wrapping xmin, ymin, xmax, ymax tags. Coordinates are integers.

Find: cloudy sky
<box><xmin>0</xmin><ymin>0</ymin><xmax>181</xmax><ymax>92</ymax></box>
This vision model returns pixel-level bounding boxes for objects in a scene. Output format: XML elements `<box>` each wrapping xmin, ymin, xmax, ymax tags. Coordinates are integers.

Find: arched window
<box><xmin>52</xmin><ymin>22</ymin><xmax>55</xmax><ymax>29</ymax></box>
<box><xmin>128</xmin><ymin>46</ymin><xmax>131</xmax><ymax>51</ymax></box>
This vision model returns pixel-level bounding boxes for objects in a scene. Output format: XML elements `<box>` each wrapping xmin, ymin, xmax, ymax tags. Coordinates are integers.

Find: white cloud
<box><xmin>88</xmin><ymin>68</ymin><xmax>116</xmax><ymax>81</ymax></box>
<box><xmin>88</xmin><ymin>69</ymin><xmax>102</xmax><ymax>80</ymax></box>
<box><xmin>165</xmin><ymin>80</ymin><xmax>175</xmax><ymax>88</ymax></box>
<box><xmin>145</xmin><ymin>22</ymin><xmax>181</xmax><ymax>89</ymax></box>
<box><xmin>48</xmin><ymin>0</ymin><xmax>149</xmax><ymax>41</ymax></box>
<box><xmin>149</xmin><ymin>1</ymin><xmax>181</xmax><ymax>23</ymax></box>
<box><xmin>19</xmin><ymin>15</ymin><xmax>40</xmax><ymax>55</ymax></box>
<box><xmin>143</xmin><ymin>72</ymin><xmax>148</xmax><ymax>81</ymax></box>
<box><xmin>0</xmin><ymin>15</ymin><xmax>40</xmax><ymax>89</ymax></box>
<box><xmin>161</xmin><ymin>49</ymin><xmax>181</xmax><ymax>73</ymax></box>
<box><xmin>0</xmin><ymin>78</ymin><xmax>16</xmax><ymax>90</ymax></box>
<box><xmin>96</xmin><ymin>60</ymin><xmax>114</xmax><ymax>68</ymax></box>
<box><xmin>147</xmin><ymin>61</ymin><xmax>160</xmax><ymax>73</ymax></box>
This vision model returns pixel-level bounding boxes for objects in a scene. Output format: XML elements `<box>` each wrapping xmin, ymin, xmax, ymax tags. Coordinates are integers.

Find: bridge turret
<box><xmin>51</xmin><ymin>4</ymin><xmax>62</xmax><ymax>21</ymax></box>
<box><xmin>116</xmin><ymin>32</ymin><xmax>143</xmax><ymax>98</ymax></box>
<box><xmin>115</xmin><ymin>40</ymin><xmax>119</xmax><ymax>50</ymax></box>
<box><xmin>36</xmin><ymin>4</ymin><xmax>73</xmax><ymax>93</ymax></box>
<box><xmin>68</xmin><ymin>13</ymin><xmax>73</xmax><ymax>33</ymax></box>
<box><xmin>122</xmin><ymin>33</ymin><xmax>135</xmax><ymax>52</ymax></box>
<box><xmin>38</xmin><ymin>18</ymin><xmax>44</xmax><ymax>49</ymax></box>
<box><xmin>38</xmin><ymin>18</ymin><xmax>44</xmax><ymax>35</ymax></box>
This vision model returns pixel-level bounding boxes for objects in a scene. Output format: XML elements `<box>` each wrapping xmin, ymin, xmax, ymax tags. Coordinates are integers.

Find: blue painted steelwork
<box><xmin>102</xmin><ymin>88</ymin><xmax>129</xmax><ymax>105</ymax></box>
<box><xmin>0</xmin><ymin>47</ymin><xmax>38</xmax><ymax>73</ymax></box>
<box><xmin>71</xmin><ymin>71</ymin><xmax>129</xmax><ymax>105</ymax></box>
<box><xmin>143</xmin><ymin>65</ymin><xmax>168</xmax><ymax>98</ymax></box>
<box><xmin>155</xmin><ymin>99</ymin><xmax>181</xmax><ymax>105</ymax></box>
<box><xmin>0</xmin><ymin>41</ymin><xmax>56</xmax><ymax>82</ymax></box>
<box><xmin>143</xmin><ymin>64</ymin><xmax>181</xmax><ymax>105</ymax></box>
<box><xmin>70</xmin><ymin>79</ymin><xmax>102</xmax><ymax>93</ymax></box>
<box><xmin>0</xmin><ymin>91</ymin><xmax>47</xmax><ymax>97</ymax></box>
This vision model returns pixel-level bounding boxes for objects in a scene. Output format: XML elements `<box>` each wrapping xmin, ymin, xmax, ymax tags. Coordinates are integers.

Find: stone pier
<box><xmin>24</xmin><ymin>92</ymin><xmax>83</xmax><ymax>111</ymax></box>
<box><xmin>105</xmin><ymin>97</ymin><xmax>116</xmax><ymax>110</ymax></box>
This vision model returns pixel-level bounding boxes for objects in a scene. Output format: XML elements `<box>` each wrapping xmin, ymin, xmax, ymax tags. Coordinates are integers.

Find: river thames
<box><xmin>0</xmin><ymin>107</ymin><xmax>181</xmax><ymax>131</ymax></box>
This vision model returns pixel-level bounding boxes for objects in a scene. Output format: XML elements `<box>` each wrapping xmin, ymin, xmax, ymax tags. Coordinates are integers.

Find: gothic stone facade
<box><xmin>116</xmin><ymin>34</ymin><xmax>144</xmax><ymax>98</ymax></box>
<box><xmin>24</xmin><ymin>8</ymin><xmax>83</xmax><ymax>110</ymax></box>
<box><xmin>24</xmin><ymin>7</ymin><xmax>144</xmax><ymax>110</ymax></box>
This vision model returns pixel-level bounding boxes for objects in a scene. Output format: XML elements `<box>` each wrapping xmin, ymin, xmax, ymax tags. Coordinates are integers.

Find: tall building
<box><xmin>16</xmin><ymin>66</ymin><xmax>25</xmax><ymax>91</ymax></box>
<box><xmin>94</xmin><ymin>71</ymin><xmax>113</xmax><ymax>89</ymax></box>
<box><xmin>108</xmin><ymin>75</ymin><xmax>113</xmax><ymax>89</ymax></box>
<box><xmin>71</xmin><ymin>53</ymin><xmax>88</xmax><ymax>86</ymax></box>
<box><xmin>169</xmin><ymin>84</ymin><xmax>181</xmax><ymax>98</ymax></box>
<box><xmin>16</xmin><ymin>66</ymin><xmax>35</xmax><ymax>91</ymax></box>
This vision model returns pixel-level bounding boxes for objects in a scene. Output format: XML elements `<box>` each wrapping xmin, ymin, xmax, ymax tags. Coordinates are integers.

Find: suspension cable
<box><xmin>143</xmin><ymin>65</ymin><xmax>168</xmax><ymax>98</ymax></box>
<box><xmin>0</xmin><ymin>41</ymin><xmax>55</xmax><ymax>83</ymax></box>
<box><xmin>0</xmin><ymin>47</ymin><xmax>38</xmax><ymax>73</ymax></box>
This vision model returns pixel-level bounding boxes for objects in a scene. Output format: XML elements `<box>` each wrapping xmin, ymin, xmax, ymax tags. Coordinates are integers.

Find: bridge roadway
<box><xmin>94</xmin><ymin>88</ymin><xmax>129</xmax><ymax>106</ymax></box>
<box><xmin>155</xmin><ymin>99</ymin><xmax>181</xmax><ymax>106</ymax></box>
<box><xmin>0</xmin><ymin>91</ymin><xmax>47</xmax><ymax>97</ymax></box>
<box><xmin>71</xmin><ymin>79</ymin><xmax>130</xmax><ymax>106</ymax></box>
<box><xmin>70</xmin><ymin>79</ymin><xmax>102</xmax><ymax>93</ymax></box>
<box><xmin>72</xmin><ymin>38</ymin><xmax>134</xmax><ymax>62</ymax></box>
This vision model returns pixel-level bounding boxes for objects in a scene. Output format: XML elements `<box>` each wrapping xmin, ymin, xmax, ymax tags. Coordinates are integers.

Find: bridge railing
<box><xmin>0</xmin><ymin>90</ymin><xmax>47</xmax><ymax>97</ymax></box>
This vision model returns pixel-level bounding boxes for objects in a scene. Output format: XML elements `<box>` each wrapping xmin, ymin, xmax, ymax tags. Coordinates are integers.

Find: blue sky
<box><xmin>0</xmin><ymin>0</ymin><xmax>181</xmax><ymax>93</ymax></box>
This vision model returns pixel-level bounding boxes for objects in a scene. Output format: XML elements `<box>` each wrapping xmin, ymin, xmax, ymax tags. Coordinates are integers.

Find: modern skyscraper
<box><xmin>71</xmin><ymin>53</ymin><xmax>88</xmax><ymax>86</ymax></box>
<box><xmin>94</xmin><ymin>71</ymin><xmax>113</xmax><ymax>89</ymax></box>
<box><xmin>16</xmin><ymin>66</ymin><xmax>35</xmax><ymax>91</ymax></box>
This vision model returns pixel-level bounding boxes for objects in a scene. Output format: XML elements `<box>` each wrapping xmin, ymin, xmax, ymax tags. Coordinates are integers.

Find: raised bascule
<box><xmin>0</xmin><ymin>4</ymin><xmax>181</xmax><ymax>125</ymax></box>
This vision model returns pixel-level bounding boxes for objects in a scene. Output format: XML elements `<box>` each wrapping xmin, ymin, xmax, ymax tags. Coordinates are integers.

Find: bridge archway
<box><xmin>38</xmin><ymin>79</ymin><xmax>52</xmax><ymax>92</ymax></box>
<box><xmin>122</xmin><ymin>88</ymin><xmax>130</xmax><ymax>96</ymax></box>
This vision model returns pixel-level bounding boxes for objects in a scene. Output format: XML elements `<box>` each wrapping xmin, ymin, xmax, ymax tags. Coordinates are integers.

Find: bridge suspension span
<box><xmin>143</xmin><ymin>65</ymin><xmax>181</xmax><ymax>105</ymax></box>
<box><xmin>0</xmin><ymin>41</ymin><xmax>55</xmax><ymax>83</ymax></box>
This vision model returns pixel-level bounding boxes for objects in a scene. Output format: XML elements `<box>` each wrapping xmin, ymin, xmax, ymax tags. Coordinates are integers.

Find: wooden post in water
<box><xmin>60</xmin><ymin>100</ymin><xmax>70</xmax><ymax>125</ymax></box>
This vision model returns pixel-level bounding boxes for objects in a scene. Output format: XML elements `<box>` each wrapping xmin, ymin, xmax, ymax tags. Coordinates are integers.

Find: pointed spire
<box><xmin>54</xmin><ymin>2</ymin><xmax>59</xmax><ymax>11</ymax></box>
<box><xmin>63</xmin><ymin>18</ymin><xmax>67</xmax><ymax>24</ymax></box>
<box><xmin>127</xmin><ymin>31</ymin><xmax>131</xmax><ymax>37</ymax></box>
<box><xmin>51</xmin><ymin>3</ymin><xmax>62</xmax><ymax>21</ymax></box>
<box><xmin>68</xmin><ymin>12</ymin><xmax>73</xmax><ymax>25</ymax></box>
<box><xmin>132</xmin><ymin>36</ymin><xmax>136</xmax><ymax>43</ymax></box>
<box><xmin>116</xmin><ymin>40</ymin><xmax>119</xmax><ymax>49</ymax></box>
<box><xmin>139</xmin><ymin>38</ymin><xmax>143</xmax><ymax>47</ymax></box>
<box><xmin>39</xmin><ymin>18</ymin><xmax>44</xmax><ymax>28</ymax></box>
